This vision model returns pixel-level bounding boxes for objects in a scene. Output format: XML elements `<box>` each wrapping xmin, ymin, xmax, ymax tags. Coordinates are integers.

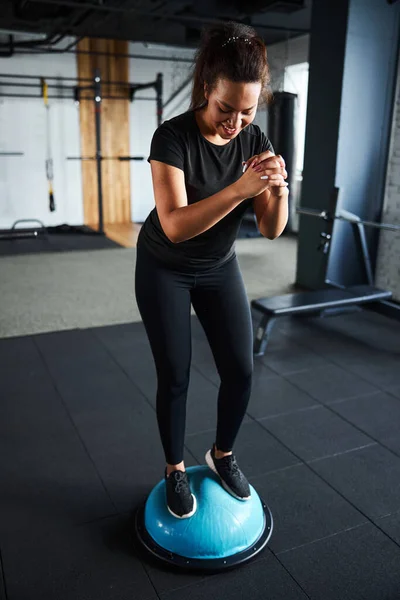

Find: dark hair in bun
<box><xmin>190</xmin><ymin>21</ymin><xmax>271</xmax><ymax>111</ymax></box>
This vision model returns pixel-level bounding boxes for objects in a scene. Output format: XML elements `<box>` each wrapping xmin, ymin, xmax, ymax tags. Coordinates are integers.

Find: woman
<box><xmin>135</xmin><ymin>21</ymin><xmax>288</xmax><ymax>519</ymax></box>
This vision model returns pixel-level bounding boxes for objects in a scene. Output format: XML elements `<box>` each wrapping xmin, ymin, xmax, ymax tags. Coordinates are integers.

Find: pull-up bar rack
<box><xmin>0</xmin><ymin>70</ymin><xmax>163</xmax><ymax>239</ymax></box>
<box><xmin>0</xmin><ymin>71</ymin><xmax>163</xmax><ymax>105</ymax></box>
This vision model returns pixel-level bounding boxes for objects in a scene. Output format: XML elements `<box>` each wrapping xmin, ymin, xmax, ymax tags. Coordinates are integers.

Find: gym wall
<box><xmin>128</xmin><ymin>42</ymin><xmax>194</xmax><ymax>222</ymax></box>
<box><xmin>0</xmin><ymin>42</ymin><xmax>83</xmax><ymax>229</ymax></box>
<box><xmin>376</xmin><ymin>49</ymin><xmax>400</xmax><ymax>302</ymax></box>
<box><xmin>267</xmin><ymin>34</ymin><xmax>309</xmax><ymax>94</ymax></box>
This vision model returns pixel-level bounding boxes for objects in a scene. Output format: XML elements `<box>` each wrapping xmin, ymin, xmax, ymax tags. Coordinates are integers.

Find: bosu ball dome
<box><xmin>135</xmin><ymin>465</ymin><xmax>273</xmax><ymax>571</ymax></box>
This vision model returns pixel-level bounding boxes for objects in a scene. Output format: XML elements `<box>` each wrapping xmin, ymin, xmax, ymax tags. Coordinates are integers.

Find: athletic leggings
<box><xmin>135</xmin><ymin>242</ymin><xmax>253</xmax><ymax>465</ymax></box>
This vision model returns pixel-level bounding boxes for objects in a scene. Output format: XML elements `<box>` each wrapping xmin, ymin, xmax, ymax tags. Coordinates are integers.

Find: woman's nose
<box><xmin>227</xmin><ymin>114</ymin><xmax>241</xmax><ymax>129</ymax></box>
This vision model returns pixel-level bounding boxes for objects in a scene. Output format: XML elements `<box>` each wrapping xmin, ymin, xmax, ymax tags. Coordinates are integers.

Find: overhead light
<box><xmin>0</xmin><ymin>29</ymin><xmax>48</xmax><ymax>40</ymax></box>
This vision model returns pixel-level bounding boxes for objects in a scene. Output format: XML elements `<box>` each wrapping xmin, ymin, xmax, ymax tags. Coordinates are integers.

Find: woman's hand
<box><xmin>242</xmin><ymin>151</ymin><xmax>288</xmax><ymax>198</ymax></box>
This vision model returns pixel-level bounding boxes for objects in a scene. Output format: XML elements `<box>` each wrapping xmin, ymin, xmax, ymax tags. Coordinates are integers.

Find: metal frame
<box><xmin>0</xmin><ymin>71</ymin><xmax>163</xmax><ymax>103</ymax></box>
<box><xmin>301</xmin><ymin>204</ymin><xmax>400</xmax><ymax>323</ymax></box>
<box><xmin>0</xmin><ymin>69</ymin><xmax>163</xmax><ymax>239</ymax></box>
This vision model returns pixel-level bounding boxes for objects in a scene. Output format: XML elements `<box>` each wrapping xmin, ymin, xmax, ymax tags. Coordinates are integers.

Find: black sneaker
<box><xmin>165</xmin><ymin>469</ymin><xmax>197</xmax><ymax>519</ymax></box>
<box><xmin>205</xmin><ymin>444</ymin><xmax>251</xmax><ymax>501</ymax></box>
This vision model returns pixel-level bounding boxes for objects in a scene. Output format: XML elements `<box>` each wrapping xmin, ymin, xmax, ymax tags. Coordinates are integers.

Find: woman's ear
<box><xmin>203</xmin><ymin>81</ymin><xmax>209</xmax><ymax>100</ymax></box>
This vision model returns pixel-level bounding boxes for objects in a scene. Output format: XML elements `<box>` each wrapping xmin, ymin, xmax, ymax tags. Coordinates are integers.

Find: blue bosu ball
<box><xmin>135</xmin><ymin>465</ymin><xmax>273</xmax><ymax>571</ymax></box>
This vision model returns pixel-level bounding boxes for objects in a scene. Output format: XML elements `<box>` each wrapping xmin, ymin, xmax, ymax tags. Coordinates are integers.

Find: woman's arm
<box><xmin>150</xmin><ymin>159</ymin><xmax>267</xmax><ymax>243</ymax></box>
<box><xmin>253</xmin><ymin>188</ymin><xmax>289</xmax><ymax>240</ymax></box>
<box><xmin>245</xmin><ymin>150</ymin><xmax>288</xmax><ymax>240</ymax></box>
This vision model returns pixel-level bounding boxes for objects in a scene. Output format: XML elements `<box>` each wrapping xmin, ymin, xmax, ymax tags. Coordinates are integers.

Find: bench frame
<box><xmin>251</xmin><ymin>192</ymin><xmax>400</xmax><ymax>356</ymax></box>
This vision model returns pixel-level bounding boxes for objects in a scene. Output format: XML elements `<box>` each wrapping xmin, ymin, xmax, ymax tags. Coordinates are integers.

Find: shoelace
<box><xmin>172</xmin><ymin>471</ymin><xmax>187</xmax><ymax>494</ymax></box>
<box><xmin>219</xmin><ymin>455</ymin><xmax>242</xmax><ymax>479</ymax></box>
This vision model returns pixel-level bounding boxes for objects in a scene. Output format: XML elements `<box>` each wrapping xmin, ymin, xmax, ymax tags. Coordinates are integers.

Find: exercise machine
<box><xmin>252</xmin><ymin>188</ymin><xmax>400</xmax><ymax>355</ymax></box>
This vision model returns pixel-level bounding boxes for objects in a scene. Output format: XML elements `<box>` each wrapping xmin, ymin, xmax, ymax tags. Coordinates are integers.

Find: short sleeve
<box><xmin>258</xmin><ymin>128</ymin><xmax>274</xmax><ymax>155</ymax></box>
<box><xmin>147</xmin><ymin>123</ymin><xmax>185</xmax><ymax>171</ymax></box>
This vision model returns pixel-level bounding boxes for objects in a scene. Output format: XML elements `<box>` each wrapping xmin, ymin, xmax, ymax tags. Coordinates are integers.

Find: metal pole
<box><xmin>296</xmin><ymin>206</ymin><xmax>400</xmax><ymax>232</ymax></box>
<box><xmin>93</xmin><ymin>69</ymin><xmax>104</xmax><ymax>234</ymax></box>
<box><xmin>156</xmin><ymin>72</ymin><xmax>163</xmax><ymax>126</ymax></box>
<box><xmin>297</xmin><ymin>207</ymin><xmax>331</xmax><ymax>220</ymax></box>
<box><xmin>0</xmin><ymin>72</ymin><xmax>157</xmax><ymax>87</ymax></box>
<box><xmin>163</xmin><ymin>73</ymin><xmax>192</xmax><ymax>109</ymax></box>
<box><xmin>353</xmin><ymin>223</ymin><xmax>374</xmax><ymax>286</ymax></box>
<box><xmin>336</xmin><ymin>214</ymin><xmax>400</xmax><ymax>232</ymax></box>
<box><xmin>0</xmin><ymin>93</ymin><xmax>154</xmax><ymax>100</ymax></box>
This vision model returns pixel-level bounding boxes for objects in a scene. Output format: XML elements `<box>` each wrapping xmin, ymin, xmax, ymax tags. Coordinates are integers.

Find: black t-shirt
<box><xmin>138</xmin><ymin>109</ymin><xmax>273</xmax><ymax>272</ymax></box>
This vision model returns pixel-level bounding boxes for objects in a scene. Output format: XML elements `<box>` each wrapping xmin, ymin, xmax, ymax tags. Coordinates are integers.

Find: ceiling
<box><xmin>0</xmin><ymin>0</ymin><xmax>311</xmax><ymax>56</ymax></box>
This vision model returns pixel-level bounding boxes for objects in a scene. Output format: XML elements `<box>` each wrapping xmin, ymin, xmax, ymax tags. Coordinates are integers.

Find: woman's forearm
<box><xmin>259</xmin><ymin>189</ymin><xmax>289</xmax><ymax>239</ymax></box>
<box><xmin>166</xmin><ymin>182</ymin><xmax>246</xmax><ymax>243</ymax></box>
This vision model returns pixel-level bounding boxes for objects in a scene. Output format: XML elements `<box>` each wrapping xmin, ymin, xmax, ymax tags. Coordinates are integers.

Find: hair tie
<box><xmin>221</xmin><ymin>36</ymin><xmax>253</xmax><ymax>48</ymax></box>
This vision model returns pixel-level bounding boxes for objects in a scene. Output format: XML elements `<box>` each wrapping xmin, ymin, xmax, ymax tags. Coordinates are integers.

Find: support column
<box><xmin>296</xmin><ymin>0</ymin><xmax>400</xmax><ymax>289</ymax></box>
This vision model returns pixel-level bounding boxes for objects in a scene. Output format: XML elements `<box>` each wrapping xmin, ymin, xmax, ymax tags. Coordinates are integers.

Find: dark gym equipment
<box><xmin>134</xmin><ymin>465</ymin><xmax>273</xmax><ymax>572</ymax></box>
<box><xmin>268</xmin><ymin>91</ymin><xmax>297</xmax><ymax>232</ymax></box>
<box><xmin>0</xmin><ymin>219</ymin><xmax>47</xmax><ymax>241</ymax></box>
<box><xmin>252</xmin><ymin>188</ymin><xmax>400</xmax><ymax>355</ymax></box>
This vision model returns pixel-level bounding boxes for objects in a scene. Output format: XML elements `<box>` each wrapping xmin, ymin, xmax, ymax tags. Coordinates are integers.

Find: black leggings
<box><xmin>135</xmin><ymin>243</ymin><xmax>253</xmax><ymax>465</ymax></box>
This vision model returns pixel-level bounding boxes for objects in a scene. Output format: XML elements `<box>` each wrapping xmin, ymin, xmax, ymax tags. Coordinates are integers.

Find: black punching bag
<box><xmin>268</xmin><ymin>91</ymin><xmax>297</xmax><ymax>232</ymax></box>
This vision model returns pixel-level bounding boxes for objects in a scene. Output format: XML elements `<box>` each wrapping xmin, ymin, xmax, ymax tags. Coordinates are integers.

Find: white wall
<box><xmin>0</xmin><ymin>42</ymin><xmax>83</xmax><ymax>229</ymax></box>
<box><xmin>267</xmin><ymin>34</ymin><xmax>309</xmax><ymax>92</ymax></box>
<box><xmin>128</xmin><ymin>42</ymin><xmax>194</xmax><ymax>222</ymax></box>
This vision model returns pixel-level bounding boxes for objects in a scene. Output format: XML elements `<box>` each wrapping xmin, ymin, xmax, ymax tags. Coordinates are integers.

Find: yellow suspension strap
<box><xmin>41</xmin><ymin>78</ymin><xmax>55</xmax><ymax>212</ymax></box>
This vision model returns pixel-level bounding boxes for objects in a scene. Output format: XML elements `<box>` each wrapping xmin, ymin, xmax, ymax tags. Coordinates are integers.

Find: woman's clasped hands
<box><xmin>239</xmin><ymin>150</ymin><xmax>288</xmax><ymax>198</ymax></box>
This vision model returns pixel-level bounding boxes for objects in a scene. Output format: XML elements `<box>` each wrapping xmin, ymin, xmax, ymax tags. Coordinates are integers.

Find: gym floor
<box><xmin>1</xmin><ymin>239</ymin><xmax>400</xmax><ymax>599</ymax></box>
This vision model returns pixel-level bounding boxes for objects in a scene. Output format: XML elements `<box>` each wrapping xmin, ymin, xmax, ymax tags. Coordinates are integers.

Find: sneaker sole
<box><xmin>167</xmin><ymin>493</ymin><xmax>197</xmax><ymax>519</ymax></box>
<box><xmin>205</xmin><ymin>450</ymin><xmax>251</xmax><ymax>501</ymax></box>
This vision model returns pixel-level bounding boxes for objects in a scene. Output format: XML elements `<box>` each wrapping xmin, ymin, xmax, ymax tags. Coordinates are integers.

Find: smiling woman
<box><xmin>135</xmin><ymin>20</ymin><xmax>288</xmax><ymax>522</ymax></box>
<box><xmin>195</xmin><ymin>78</ymin><xmax>262</xmax><ymax>144</ymax></box>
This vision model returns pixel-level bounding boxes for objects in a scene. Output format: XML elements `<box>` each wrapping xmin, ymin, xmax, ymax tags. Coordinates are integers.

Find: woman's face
<box><xmin>204</xmin><ymin>78</ymin><xmax>261</xmax><ymax>140</ymax></box>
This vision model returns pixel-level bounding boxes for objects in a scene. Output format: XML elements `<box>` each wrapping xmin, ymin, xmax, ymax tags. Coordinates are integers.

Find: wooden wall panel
<box><xmin>77</xmin><ymin>38</ymin><xmax>131</xmax><ymax>227</ymax></box>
